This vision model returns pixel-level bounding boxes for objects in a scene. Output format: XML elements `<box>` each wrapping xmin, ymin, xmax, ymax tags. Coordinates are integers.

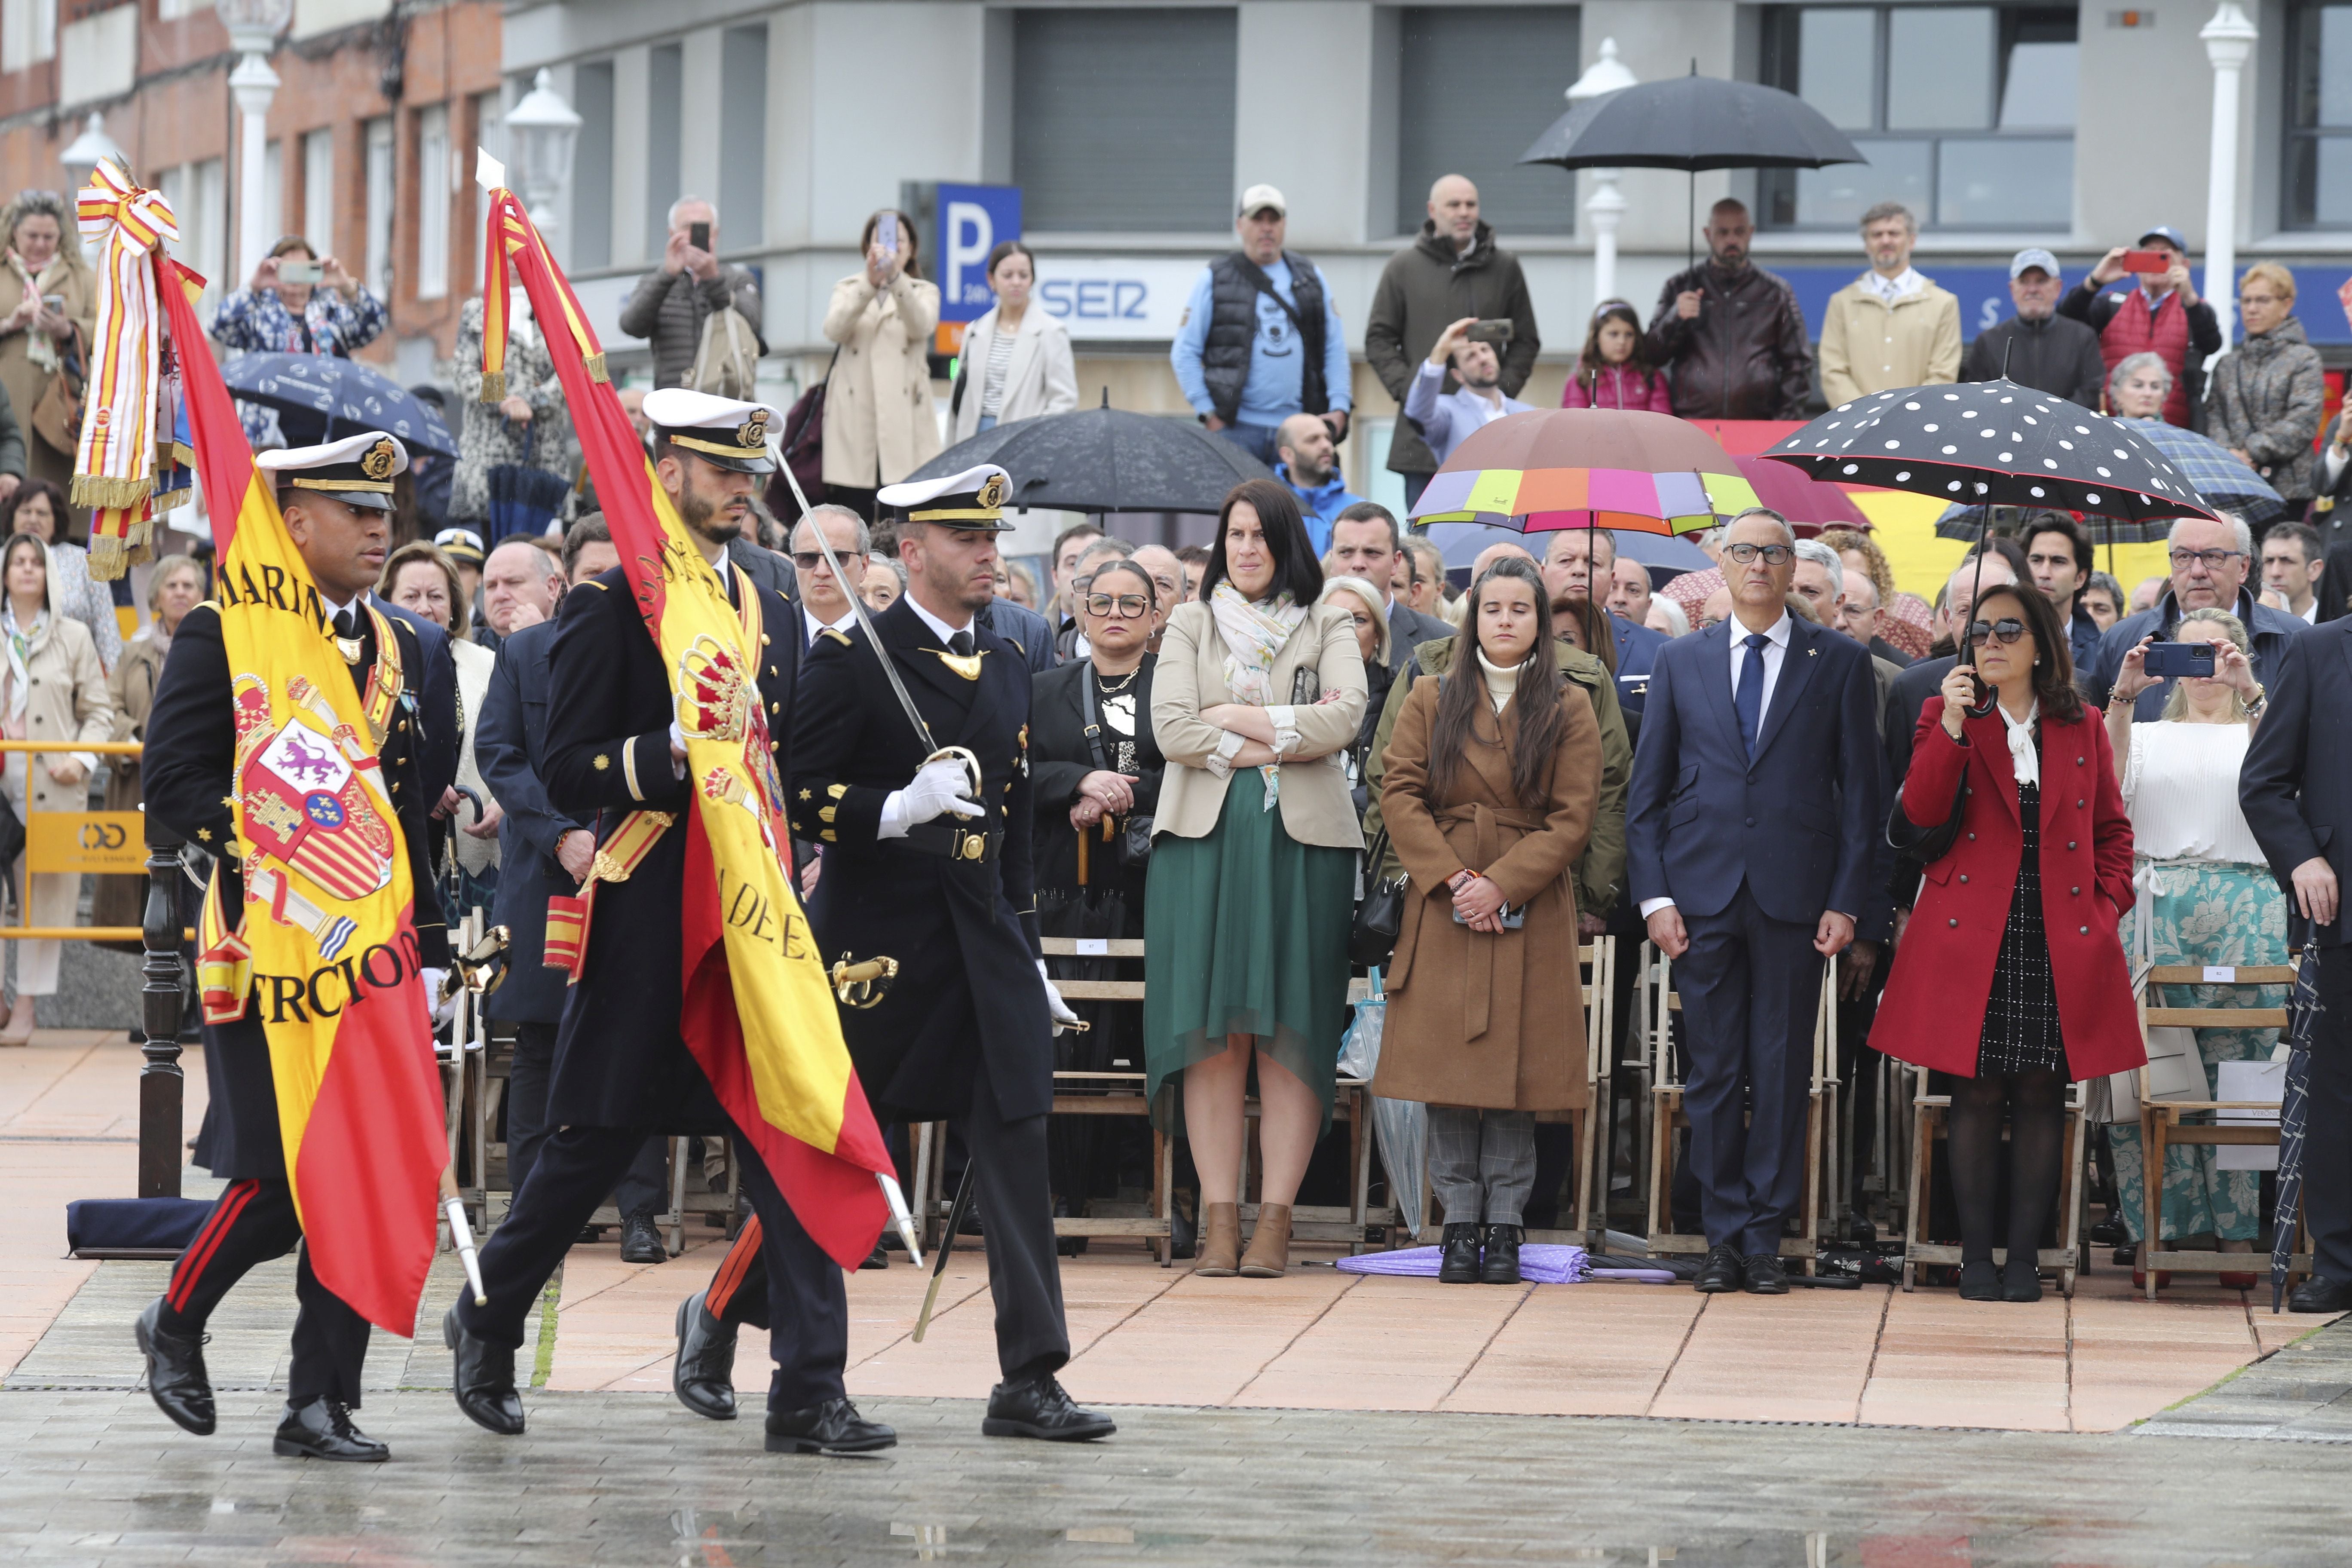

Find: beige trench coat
<box><xmin>820</xmin><ymin>272</ymin><xmax>943</xmax><ymax>489</ymax></box>
<box><xmin>1372</xmin><ymin>672</ymin><xmax>1601</xmax><ymax>1112</ymax></box>
<box><xmin>0</xmin><ymin>251</ymin><xmax>97</xmax><ymax>493</ymax></box>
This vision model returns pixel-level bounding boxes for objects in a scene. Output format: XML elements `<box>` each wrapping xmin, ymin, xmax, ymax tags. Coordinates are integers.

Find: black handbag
<box><xmin>1081</xmin><ymin>664</ymin><xmax>1151</xmax><ymax>867</ymax></box>
<box><xmin>1886</xmin><ymin>770</ymin><xmax>1966</xmax><ymax>872</ymax></box>
<box><xmin>1350</xmin><ymin>826</ymin><xmax>1408</xmax><ymax>970</ymax></box>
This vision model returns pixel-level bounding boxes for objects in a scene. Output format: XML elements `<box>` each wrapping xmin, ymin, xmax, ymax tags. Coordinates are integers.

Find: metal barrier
<box><xmin>0</xmin><ymin>738</ymin><xmax>158</xmax><ymax>943</ymax></box>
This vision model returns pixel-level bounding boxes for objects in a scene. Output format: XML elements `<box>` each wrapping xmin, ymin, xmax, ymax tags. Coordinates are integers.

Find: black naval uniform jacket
<box><xmin>536</xmin><ymin>563</ymin><xmax>799</xmax><ymax>1131</ymax></box>
<box><xmin>142</xmin><ymin>601</ymin><xmax>453</xmax><ymax>1181</ymax></box>
<box><xmin>790</xmin><ymin>595</ymin><xmax>1053</xmax><ymax>1124</ymax></box>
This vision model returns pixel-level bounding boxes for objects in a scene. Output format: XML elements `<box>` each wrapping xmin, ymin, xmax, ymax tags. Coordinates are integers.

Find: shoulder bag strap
<box><xmin>1080</xmin><ymin>663</ymin><xmax>1114</xmax><ymax>773</ymax></box>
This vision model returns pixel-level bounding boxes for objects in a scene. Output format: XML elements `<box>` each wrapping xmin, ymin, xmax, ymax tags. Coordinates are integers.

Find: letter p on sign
<box><xmin>946</xmin><ymin>202</ymin><xmax>994</xmax><ymax>312</ymax></box>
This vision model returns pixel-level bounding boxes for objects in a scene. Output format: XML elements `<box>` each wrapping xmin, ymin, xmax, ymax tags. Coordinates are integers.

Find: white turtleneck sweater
<box><xmin>1477</xmin><ymin>647</ymin><xmax>1524</xmax><ymax>713</ymax></box>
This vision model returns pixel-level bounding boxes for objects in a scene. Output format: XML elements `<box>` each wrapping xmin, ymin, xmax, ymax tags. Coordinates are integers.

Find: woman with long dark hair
<box><xmin>1561</xmin><ymin>299</ymin><xmax>1673</xmax><ymax>413</ymax></box>
<box><xmin>1875</xmin><ymin>580</ymin><xmax>2140</xmax><ymax>1301</ymax></box>
<box><xmin>1147</xmin><ymin>478</ymin><xmax>1366</xmax><ymax>1278</ymax></box>
<box><xmin>1375</xmin><ymin>558</ymin><xmax>1601</xmax><ymax>1283</ymax></box>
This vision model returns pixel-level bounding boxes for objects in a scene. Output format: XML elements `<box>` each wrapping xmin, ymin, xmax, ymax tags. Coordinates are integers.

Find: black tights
<box><xmin>1947</xmin><ymin>1068</ymin><xmax>2067</xmax><ymax>1267</ymax></box>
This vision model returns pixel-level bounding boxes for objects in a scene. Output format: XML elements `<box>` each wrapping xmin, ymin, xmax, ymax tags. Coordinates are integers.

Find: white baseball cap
<box><xmin>1237</xmin><ymin>184</ymin><xmax>1286</xmax><ymax>218</ymax></box>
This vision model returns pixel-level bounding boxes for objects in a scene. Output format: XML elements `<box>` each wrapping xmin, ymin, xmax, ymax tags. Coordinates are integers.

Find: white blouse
<box><xmin>2119</xmin><ymin>720</ymin><xmax>2266</xmax><ymax>865</ymax></box>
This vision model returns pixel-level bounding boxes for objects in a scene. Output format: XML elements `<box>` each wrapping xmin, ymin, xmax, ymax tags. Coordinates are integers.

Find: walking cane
<box><xmin>912</xmin><ymin>1163</ymin><xmax>979</xmax><ymax>1342</ymax></box>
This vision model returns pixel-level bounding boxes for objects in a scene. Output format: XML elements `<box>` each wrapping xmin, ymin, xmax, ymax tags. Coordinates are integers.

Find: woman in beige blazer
<box><xmin>0</xmin><ymin>533</ymin><xmax>111</xmax><ymax>1042</ymax></box>
<box><xmin>949</xmin><ymin>242</ymin><xmax>1079</xmax><ymax>444</ymax></box>
<box><xmin>0</xmin><ymin>192</ymin><xmax>98</xmax><ymax>502</ymax></box>
<box><xmin>821</xmin><ymin>209</ymin><xmax>943</xmax><ymax>518</ymax></box>
<box><xmin>1146</xmin><ymin>479</ymin><xmax>1366</xmax><ymax>1278</ymax></box>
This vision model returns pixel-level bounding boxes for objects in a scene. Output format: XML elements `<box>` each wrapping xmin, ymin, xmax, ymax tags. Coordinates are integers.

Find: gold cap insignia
<box><xmin>360</xmin><ymin>438</ymin><xmax>398</xmax><ymax>481</ymax></box>
<box><xmin>736</xmin><ymin>410</ymin><xmax>769</xmax><ymax>449</ymax></box>
<box><xmin>976</xmin><ymin>472</ymin><xmax>1009</xmax><ymax>509</ymax></box>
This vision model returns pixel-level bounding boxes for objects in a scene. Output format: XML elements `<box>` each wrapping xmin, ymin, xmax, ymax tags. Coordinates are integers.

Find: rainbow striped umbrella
<box><xmin>1406</xmin><ymin>408</ymin><xmax>1760</xmax><ymax>536</ymax></box>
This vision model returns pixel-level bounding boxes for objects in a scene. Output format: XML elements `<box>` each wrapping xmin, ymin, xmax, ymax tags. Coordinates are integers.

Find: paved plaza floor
<box><xmin>6</xmin><ymin>1035</ymin><xmax>2349</xmax><ymax>1564</ymax></box>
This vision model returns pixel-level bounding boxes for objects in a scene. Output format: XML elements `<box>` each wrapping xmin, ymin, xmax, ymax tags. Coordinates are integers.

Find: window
<box><xmin>1758</xmin><ymin>5</ymin><xmax>2076</xmax><ymax>230</ymax></box>
<box><xmin>1014</xmin><ymin>9</ymin><xmax>1236</xmax><ymax>232</ymax></box>
<box><xmin>302</xmin><ymin>129</ymin><xmax>334</xmax><ymax>257</ymax></box>
<box><xmin>645</xmin><ymin>43</ymin><xmax>683</xmax><ymax>258</ymax></box>
<box><xmin>571</xmin><ymin>61</ymin><xmax>614</xmax><ymax>269</ymax></box>
<box><xmin>1394</xmin><ymin>7</ymin><xmax>1581</xmax><ymax>236</ymax></box>
<box><xmin>2288</xmin><ymin>4</ymin><xmax>2352</xmax><ymax>227</ymax></box>
<box><xmin>2</xmin><ymin>0</ymin><xmax>55</xmax><ymax>72</ymax></box>
<box><xmin>720</xmin><ymin>25</ymin><xmax>767</xmax><ymax>249</ymax></box>
<box><xmin>164</xmin><ymin>159</ymin><xmax>226</xmax><ymax>317</ymax></box>
<box><xmin>364</xmin><ymin>116</ymin><xmax>394</xmax><ymax>299</ymax></box>
<box><xmin>416</xmin><ymin>103</ymin><xmax>450</xmax><ymax>300</ymax></box>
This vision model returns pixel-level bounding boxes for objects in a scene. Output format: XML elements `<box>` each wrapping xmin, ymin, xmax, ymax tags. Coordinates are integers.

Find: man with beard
<box><xmin>439</xmin><ymin>391</ymin><xmax>888</xmax><ymax>1455</ymax></box>
<box><xmin>1402</xmin><ymin>315</ymin><xmax>1532</xmax><ymax>470</ymax></box>
<box><xmin>1273</xmin><ymin>413</ymin><xmax>1363</xmax><ymax>555</ymax></box>
<box><xmin>1643</xmin><ymin>198</ymin><xmax>1813</xmax><ymax>420</ymax></box>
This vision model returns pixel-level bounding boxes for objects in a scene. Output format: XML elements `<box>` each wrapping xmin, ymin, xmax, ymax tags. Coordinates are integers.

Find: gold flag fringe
<box><xmin>71</xmin><ymin>473</ymin><xmax>153</xmax><ymax>511</ymax></box>
<box><xmin>84</xmin><ymin>517</ymin><xmax>153</xmax><ymax>581</ymax></box>
<box><xmin>585</xmin><ymin>352</ymin><xmax>608</xmax><ymax>384</ymax></box>
<box><xmin>478</xmin><ymin>370</ymin><xmax>505</xmax><ymax>404</ymax></box>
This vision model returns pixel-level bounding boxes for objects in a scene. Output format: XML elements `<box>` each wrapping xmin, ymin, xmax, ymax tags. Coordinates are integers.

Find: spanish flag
<box><xmin>481</xmin><ymin>192</ymin><xmax>893</xmax><ymax>1268</ymax></box>
<box><xmin>159</xmin><ymin>257</ymin><xmax>446</xmax><ymax>1336</ymax></box>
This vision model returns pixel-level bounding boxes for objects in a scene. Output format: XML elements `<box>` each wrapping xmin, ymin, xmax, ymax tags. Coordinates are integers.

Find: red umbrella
<box><xmin>1733</xmin><ymin>454</ymin><xmax>1869</xmax><ymax>537</ymax></box>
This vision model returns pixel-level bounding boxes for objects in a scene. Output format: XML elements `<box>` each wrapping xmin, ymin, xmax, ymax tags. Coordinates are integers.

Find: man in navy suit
<box><xmin>2238</xmin><ymin>617</ymin><xmax>2352</xmax><ymax>1313</ymax></box>
<box><xmin>1626</xmin><ymin>508</ymin><xmax>1884</xmax><ymax>1294</ymax></box>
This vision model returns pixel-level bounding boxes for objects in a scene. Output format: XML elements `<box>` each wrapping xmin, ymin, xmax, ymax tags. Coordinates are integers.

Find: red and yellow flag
<box><xmin>482</xmin><ymin>192</ymin><xmax>893</xmax><ymax>1268</ymax></box>
<box><xmin>159</xmin><ymin>257</ymin><xmax>446</xmax><ymax>1336</ymax></box>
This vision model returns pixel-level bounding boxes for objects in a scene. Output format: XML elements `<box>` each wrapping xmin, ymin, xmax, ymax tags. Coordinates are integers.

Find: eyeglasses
<box><xmin>2168</xmin><ymin>548</ymin><xmax>2245</xmax><ymax>572</ymax></box>
<box><xmin>1724</xmin><ymin>543</ymin><xmax>1795</xmax><ymax>565</ymax></box>
<box><xmin>789</xmin><ymin>551</ymin><xmax>836</xmax><ymax>571</ymax></box>
<box><xmin>1967</xmin><ymin>618</ymin><xmax>2028</xmax><ymax>647</ymax></box>
<box><xmin>1083</xmin><ymin>592</ymin><xmax>1151</xmax><ymax>619</ymax></box>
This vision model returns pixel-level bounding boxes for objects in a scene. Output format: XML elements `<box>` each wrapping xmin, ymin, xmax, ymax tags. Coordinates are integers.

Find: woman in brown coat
<box><xmin>0</xmin><ymin>191</ymin><xmax>97</xmax><ymax>502</ymax></box>
<box><xmin>1375</xmin><ymin>557</ymin><xmax>1601</xmax><ymax>1284</ymax></box>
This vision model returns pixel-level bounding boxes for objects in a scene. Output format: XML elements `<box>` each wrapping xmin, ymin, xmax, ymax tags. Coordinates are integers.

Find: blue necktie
<box><xmin>1734</xmin><ymin>632</ymin><xmax>1769</xmax><ymax>760</ymax></box>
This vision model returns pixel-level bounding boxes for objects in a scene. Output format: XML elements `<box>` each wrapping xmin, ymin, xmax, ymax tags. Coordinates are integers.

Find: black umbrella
<box><xmin>1519</xmin><ymin>66</ymin><xmax>1866</xmax><ymax>268</ymax></box>
<box><xmin>906</xmin><ymin>394</ymin><xmax>1274</xmax><ymax>515</ymax></box>
<box><xmin>220</xmin><ymin>351</ymin><xmax>458</xmax><ymax>457</ymax></box>
<box><xmin>2273</xmin><ymin>933</ymin><xmax>2321</xmax><ymax>1314</ymax></box>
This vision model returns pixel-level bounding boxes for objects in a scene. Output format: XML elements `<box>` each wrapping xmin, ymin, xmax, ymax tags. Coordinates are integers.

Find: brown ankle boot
<box><xmin>1194</xmin><ymin>1202</ymin><xmax>1240</xmax><ymax>1276</ymax></box>
<box><xmin>1239</xmin><ymin>1203</ymin><xmax>1292</xmax><ymax>1277</ymax></box>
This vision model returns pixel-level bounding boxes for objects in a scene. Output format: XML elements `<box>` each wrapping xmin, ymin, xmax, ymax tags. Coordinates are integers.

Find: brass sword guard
<box><xmin>832</xmin><ymin>954</ymin><xmax>900</xmax><ymax>1009</ymax></box>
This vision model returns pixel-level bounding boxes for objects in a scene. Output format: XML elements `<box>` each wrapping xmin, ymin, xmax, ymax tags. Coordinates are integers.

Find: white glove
<box><xmin>885</xmin><ymin>756</ymin><xmax>984</xmax><ymax>835</ymax></box>
<box><xmin>421</xmin><ymin>967</ymin><xmax>454</xmax><ymax>1028</ymax></box>
<box><xmin>1038</xmin><ymin>958</ymin><xmax>1082</xmax><ymax>1035</ymax></box>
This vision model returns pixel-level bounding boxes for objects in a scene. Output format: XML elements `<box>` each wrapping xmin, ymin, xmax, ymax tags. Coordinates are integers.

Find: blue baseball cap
<box><xmin>2138</xmin><ymin>224</ymin><xmax>2189</xmax><ymax>252</ymax></box>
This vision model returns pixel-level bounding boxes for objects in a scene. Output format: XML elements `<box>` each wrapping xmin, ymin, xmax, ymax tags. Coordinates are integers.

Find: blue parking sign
<box><xmin>937</xmin><ymin>184</ymin><xmax>1023</xmax><ymax>324</ymax></box>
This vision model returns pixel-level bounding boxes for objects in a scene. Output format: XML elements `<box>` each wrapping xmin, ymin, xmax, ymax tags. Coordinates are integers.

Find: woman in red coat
<box><xmin>1876</xmin><ymin>580</ymin><xmax>2141</xmax><ymax>1302</ymax></box>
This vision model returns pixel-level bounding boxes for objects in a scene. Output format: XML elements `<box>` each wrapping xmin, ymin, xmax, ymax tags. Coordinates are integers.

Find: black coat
<box><xmin>537</xmin><ymin>565</ymin><xmax>799</xmax><ymax>1129</ymax></box>
<box><xmin>1959</xmin><ymin>312</ymin><xmax>2107</xmax><ymax>409</ymax></box>
<box><xmin>371</xmin><ymin>593</ymin><xmax>459</xmax><ymax>809</ymax></box>
<box><xmin>2241</xmin><ymin>619</ymin><xmax>2352</xmax><ymax>947</ymax></box>
<box><xmin>1029</xmin><ymin>655</ymin><xmax>1163</xmax><ymax>905</ymax></box>
<box><xmin>789</xmin><ymin>596</ymin><xmax>1051</xmax><ymax>1123</ymax></box>
<box><xmin>476</xmin><ymin>618</ymin><xmax>586</xmax><ymax>1024</ymax></box>
<box><xmin>143</xmin><ymin>602</ymin><xmax>454</xmax><ymax>1180</ymax></box>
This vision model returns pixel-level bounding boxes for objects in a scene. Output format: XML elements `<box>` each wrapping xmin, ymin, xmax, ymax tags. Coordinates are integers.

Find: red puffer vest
<box><xmin>2097</xmin><ymin>289</ymin><xmax>2192</xmax><ymax>426</ymax></box>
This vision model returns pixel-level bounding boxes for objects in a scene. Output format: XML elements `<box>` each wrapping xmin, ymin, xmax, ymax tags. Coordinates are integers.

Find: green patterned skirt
<box><xmin>1143</xmin><ymin>768</ymin><xmax>1355</xmax><ymax>1135</ymax></box>
<box><xmin>2110</xmin><ymin>858</ymin><xmax>2287</xmax><ymax>1243</ymax></box>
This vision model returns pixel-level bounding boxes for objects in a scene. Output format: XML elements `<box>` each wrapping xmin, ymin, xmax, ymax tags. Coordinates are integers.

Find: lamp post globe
<box><xmin>61</xmin><ymin>110</ymin><xmax>128</xmax><ymax>194</ymax></box>
<box><xmin>506</xmin><ymin>70</ymin><xmax>582</xmax><ymax>238</ymax></box>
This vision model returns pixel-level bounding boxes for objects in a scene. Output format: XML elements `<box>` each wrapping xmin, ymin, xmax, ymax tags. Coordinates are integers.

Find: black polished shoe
<box><xmin>443</xmin><ymin>1305</ymin><xmax>525</xmax><ymax>1435</ymax></box>
<box><xmin>983</xmin><ymin>1375</ymin><xmax>1117</xmax><ymax>1442</ymax></box>
<box><xmin>1694</xmin><ymin>1243</ymin><xmax>1744</xmax><ymax>1293</ymax></box>
<box><xmin>1438</xmin><ymin>1223</ymin><xmax>1483</xmax><ymax>1283</ymax></box>
<box><xmin>620</xmin><ymin>1213</ymin><xmax>667</xmax><ymax>1264</ymax></box>
<box><xmin>860</xmin><ymin>1241</ymin><xmax>889</xmax><ymax>1270</ymax></box>
<box><xmin>271</xmin><ymin>1396</ymin><xmax>387</xmax><ymax>1462</ymax></box>
<box><xmin>672</xmin><ymin>1290</ymin><xmax>737</xmax><ymax>1421</ymax></box>
<box><xmin>135</xmin><ymin>1297</ymin><xmax>215</xmax><ymax>1436</ymax></box>
<box><xmin>1958</xmin><ymin>1259</ymin><xmax>2003</xmax><ymax>1301</ymax></box>
<box><xmin>2289</xmin><ymin>1274</ymin><xmax>2352</xmax><ymax>1314</ymax></box>
<box><xmin>2001</xmin><ymin>1258</ymin><xmax>2044</xmax><ymax>1303</ymax></box>
<box><xmin>1479</xmin><ymin>1225</ymin><xmax>1524</xmax><ymax>1285</ymax></box>
<box><xmin>1742</xmin><ymin>1252</ymin><xmax>1790</xmax><ymax>1295</ymax></box>
<box><xmin>764</xmin><ymin>1397</ymin><xmax>896</xmax><ymax>1454</ymax></box>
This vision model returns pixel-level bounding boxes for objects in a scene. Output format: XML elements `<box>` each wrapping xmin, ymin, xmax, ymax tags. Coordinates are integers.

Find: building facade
<box><xmin>0</xmin><ymin>0</ymin><xmax>503</xmax><ymax>380</ymax></box>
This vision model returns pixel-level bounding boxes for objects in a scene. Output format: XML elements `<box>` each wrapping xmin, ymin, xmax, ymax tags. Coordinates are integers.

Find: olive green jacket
<box><xmin>1363</xmin><ymin>634</ymin><xmax>1629</xmax><ymax>920</ymax></box>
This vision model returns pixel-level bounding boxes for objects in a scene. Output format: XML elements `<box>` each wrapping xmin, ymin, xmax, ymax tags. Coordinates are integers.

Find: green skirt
<box><xmin>1143</xmin><ymin>768</ymin><xmax>1355</xmax><ymax>1135</ymax></box>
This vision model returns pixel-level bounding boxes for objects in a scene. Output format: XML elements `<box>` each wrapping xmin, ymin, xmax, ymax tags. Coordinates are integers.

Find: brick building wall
<box><xmin>0</xmin><ymin>0</ymin><xmax>501</xmax><ymax>374</ymax></box>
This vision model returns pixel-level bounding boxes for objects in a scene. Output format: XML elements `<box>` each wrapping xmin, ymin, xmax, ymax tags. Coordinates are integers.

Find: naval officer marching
<box><xmin>439</xmin><ymin>389</ymin><xmax>900</xmax><ymax>1456</ymax></box>
<box><xmin>134</xmin><ymin>433</ymin><xmax>454</xmax><ymax>1462</ymax></box>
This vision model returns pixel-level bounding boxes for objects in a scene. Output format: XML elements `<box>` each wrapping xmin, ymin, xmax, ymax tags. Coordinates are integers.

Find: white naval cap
<box><xmin>643</xmin><ymin>387</ymin><xmax>779</xmax><ymax>474</ymax></box>
<box><xmin>257</xmin><ymin>430</ymin><xmax>410</xmax><ymax>511</ymax></box>
<box><xmin>876</xmin><ymin>463</ymin><xmax>1015</xmax><ymax>531</ymax></box>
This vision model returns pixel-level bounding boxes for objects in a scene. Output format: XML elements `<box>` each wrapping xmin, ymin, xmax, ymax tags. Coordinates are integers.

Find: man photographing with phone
<box><xmin>2085</xmin><ymin>512</ymin><xmax>2305</xmax><ymax>722</ymax></box>
<box><xmin>2061</xmin><ymin>224</ymin><xmax>2222</xmax><ymax>429</ymax></box>
<box><xmin>619</xmin><ymin>195</ymin><xmax>766</xmax><ymax>391</ymax></box>
<box><xmin>1402</xmin><ymin>316</ymin><xmax>1532</xmax><ymax>469</ymax></box>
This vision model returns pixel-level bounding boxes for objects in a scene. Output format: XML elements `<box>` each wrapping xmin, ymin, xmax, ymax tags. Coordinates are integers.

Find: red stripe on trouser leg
<box><xmin>167</xmin><ymin>1179</ymin><xmax>260</xmax><ymax>1312</ymax></box>
<box><xmin>703</xmin><ymin>1213</ymin><xmax>765</xmax><ymax>1320</ymax></box>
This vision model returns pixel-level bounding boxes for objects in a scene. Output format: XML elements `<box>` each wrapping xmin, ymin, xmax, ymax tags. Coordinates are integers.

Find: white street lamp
<box><xmin>505</xmin><ymin>70</ymin><xmax>582</xmax><ymax>240</ymax></box>
<box><xmin>217</xmin><ymin>0</ymin><xmax>293</xmax><ymax>283</ymax></box>
<box><xmin>1567</xmin><ymin>38</ymin><xmax>1638</xmax><ymax>312</ymax></box>
<box><xmin>61</xmin><ymin>110</ymin><xmax>128</xmax><ymax>192</ymax></box>
<box><xmin>2199</xmin><ymin>2</ymin><xmax>2257</xmax><ymax>354</ymax></box>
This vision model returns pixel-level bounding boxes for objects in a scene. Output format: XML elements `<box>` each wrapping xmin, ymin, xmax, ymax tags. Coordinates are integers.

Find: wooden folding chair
<box><xmin>1900</xmin><ymin>1067</ymin><xmax>2089</xmax><ymax>1295</ymax></box>
<box><xmin>2133</xmin><ymin>959</ymin><xmax>2311</xmax><ymax>1298</ymax></box>
<box><xmin>1643</xmin><ymin>956</ymin><xmax>1834</xmax><ymax>1271</ymax></box>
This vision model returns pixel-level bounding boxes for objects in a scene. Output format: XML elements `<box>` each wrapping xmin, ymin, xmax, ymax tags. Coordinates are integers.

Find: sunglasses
<box><xmin>789</xmin><ymin>551</ymin><xmax>843</xmax><ymax>571</ymax></box>
<box><xmin>1967</xmin><ymin>618</ymin><xmax>2028</xmax><ymax>647</ymax></box>
<box><xmin>1724</xmin><ymin>542</ymin><xmax>1794</xmax><ymax>565</ymax></box>
<box><xmin>1082</xmin><ymin>592</ymin><xmax>1152</xmax><ymax>619</ymax></box>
